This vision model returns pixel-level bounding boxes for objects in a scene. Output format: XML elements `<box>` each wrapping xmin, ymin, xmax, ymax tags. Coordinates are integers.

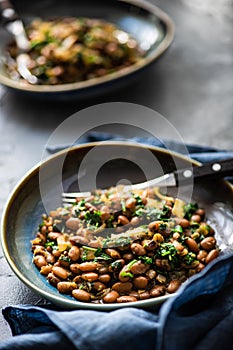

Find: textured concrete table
<box><xmin>0</xmin><ymin>0</ymin><xmax>232</xmax><ymax>341</ymax></box>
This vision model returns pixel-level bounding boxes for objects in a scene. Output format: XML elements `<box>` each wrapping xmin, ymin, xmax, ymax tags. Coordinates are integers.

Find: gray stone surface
<box><xmin>0</xmin><ymin>0</ymin><xmax>232</xmax><ymax>340</ymax></box>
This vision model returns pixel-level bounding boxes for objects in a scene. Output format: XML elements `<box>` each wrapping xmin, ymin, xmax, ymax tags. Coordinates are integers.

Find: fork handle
<box><xmin>175</xmin><ymin>157</ymin><xmax>233</xmax><ymax>184</ymax></box>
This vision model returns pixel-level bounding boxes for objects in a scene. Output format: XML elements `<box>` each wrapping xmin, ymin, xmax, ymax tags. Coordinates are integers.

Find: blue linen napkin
<box><xmin>1</xmin><ymin>133</ymin><xmax>233</xmax><ymax>350</ymax></box>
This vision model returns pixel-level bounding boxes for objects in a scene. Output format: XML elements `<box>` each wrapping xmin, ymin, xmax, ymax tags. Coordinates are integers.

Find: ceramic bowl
<box><xmin>0</xmin><ymin>0</ymin><xmax>174</xmax><ymax>100</ymax></box>
<box><xmin>1</xmin><ymin>142</ymin><xmax>233</xmax><ymax>310</ymax></box>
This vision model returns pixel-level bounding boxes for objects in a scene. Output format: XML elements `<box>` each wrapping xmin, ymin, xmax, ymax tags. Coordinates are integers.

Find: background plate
<box><xmin>0</xmin><ymin>0</ymin><xmax>174</xmax><ymax>99</ymax></box>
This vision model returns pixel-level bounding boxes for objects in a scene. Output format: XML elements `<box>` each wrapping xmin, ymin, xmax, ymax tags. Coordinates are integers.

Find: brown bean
<box><xmin>48</xmin><ymin>232</ymin><xmax>62</xmax><ymax>240</ymax></box>
<box><xmin>130</xmin><ymin>243</ymin><xmax>146</xmax><ymax>256</ymax></box>
<box><xmin>52</xmin><ymin>266</ymin><xmax>69</xmax><ymax>280</ymax></box>
<box><xmin>81</xmin><ymin>272</ymin><xmax>99</xmax><ymax>282</ymax></box>
<box><xmin>33</xmin><ymin>255</ymin><xmax>47</xmax><ymax>269</ymax></box>
<box><xmin>65</xmin><ymin>217</ymin><xmax>80</xmax><ymax>230</ymax></box>
<box><xmin>52</xmin><ymin>249</ymin><xmax>62</xmax><ymax>258</ymax></box>
<box><xmin>40</xmin><ymin>225</ymin><xmax>47</xmax><ymax>234</ymax></box>
<box><xmin>88</xmin><ymin>240</ymin><xmax>103</xmax><ymax>248</ymax></box>
<box><xmin>117</xmin><ymin>296</ymin><xmax>137</xmax><ymax>303</ymax></box>
<box><xmin>100</xmin><ymin>209</ymin><xmax>110</xmax><ymax>221</ymax></box>
<box><xmin>186</xmin><ymin>238</ymin><xmax>199</xmax><ymax>253</ymax></box>
<box><xmin>195</xmin><ymin>209</ymin><xmax>205</xmax><ymax>217</ymax></box>
<box><xmin>122</xmin><ymin>253</ymin><xmax>134</xmax><ymax>261</ymax></box>
<box><xmin>98</xmin><ymin>274</ymin><xmax>111</xmax><ymax>283</ymax></box>
<box><xmin>167</xmin><ymin>280</ymin><xmax>181</xmax><ymax>293</ymax></box>
<box><xmin>105</xmin><ymin>249</ymin><xmax>121</xmax><ymax>259</ymax></box>
<box><xmin>112</xmin><ymin>282</ymin><xmax>133</xmax><ymax>294</ymax></box>
<box><xmin>103</xmin><ymin>291</ymin><xmax>119</xmax><ymax>303</ymax></box>
<box><xmin>46</xmin><ymin>252</ymin><xmax>56</xmax><ymax>264</ymax></box>
<box><xmin>197</xmin><ymin>250</ymin><xmax>208</xmax><ymax>262</ymax></box>
<box><xmin>70</xmin><ymin>263</ymin><xmax>81</xmax><ymax>274</ymax></box>
<box><xmin>137</xmin><ymin>291</ymin><xmax>150</xmax><ymax>300</ymax></box>
<box><xmin>150</xmin><ymin>285</ymin><xmax>166</xmax><ymax>297</ymax></box>
<box><xmin>129</xmin><ymin>291</ymin><xmax>140</xmax><ymax>299</ymax></box>
<box><xmin>195</xmin><ymin>262</ymin><xmax>205</xmax><ymax>272</ymax></box>
<box><xmin>141</xmin><ymin>196</ymin><xmax>148</xmax><ymax>205</ymax></box>
<box><xmin>178</xmin><ymin>218</ymin><xmax>190</xmax><ymax>229</ymax></box>
<box><xmin>173</xmin><ymin>232</ymin><xmax>180</xmax><ymax>240</ymax></box>
<box><xmin>130</xmin><ymin>217</ymin><xmax>140</xmax><ymax>226</ymax></box>
<box><xmin>130</xmin><ymin>261</ymin><xmax>148</xmax><ymax>275</ymax></box>
<box><xmin>40</xmin><ymin>265</ymin><xmax>53</xmax><ymax>275</ymax></box>
<box><xmin>133</xmin><ymin>276</ymin><xmax>148</xmax><ymax>289</ymax></box>
<box><xmin>118</xmin><ymin>215</ymin><xmax>130</xmax><ymax>225</ymax></box>
<box><xmin>125</xmin><ymin>198</ymin><xmax>136</xmax><ymax>210</ymax></box>
<box><xmin>118</xmin><ymin>266</ymin><xmax>132</xmax><ymax>282</ymax></box>
<box><xmin>69</xmin><ymin>236</ymin><xmax>89</xmax><ymax>245</ymax></box>
<box><xmin>57</xmin><ymin>281</ymin><xmax>77</xmax><ymax>294</ymax></box>
<box><xmin>68</xmin><ymin>246</ymin><xmax>80</xmax><ymax>261</ymax></box>
<box><xmin>205</xmin><ymin>249</ymin><xmax>219</xmax><ymax>264</ymax></box>
<box><xmin>47</xmin><ymin>272</ymin><xmax>61</xmax><ymax>286</ymax></box>
<box><xmin>191</xmin><ymin>214</ymin><xmax>201</xmax><ymax>223</ymax></box>
<box><xmin>148</xmin><ymin>221</ymin><xmax>159</xmax><ymax>232</ymax></box>
<box><xmin>173</xmin><ymin>240</ymin><xmax>184</xmax><ymax>253</ymax></box>
<box><xmin>78</xmin><ymin>262</ymin><xmax>97</xmax><ymax>272</ymax></box>
<box><xmin>98</xmin><ymin>266</ymin><xmax>109</xmax><ymax>274</ymax></box>
<box><xmin>200</xmin><ymin>237</ymin><xmax>216</xmax><ymax>251</ymax></box>
<box><xmin>92</xmin><ymin>282</ymin><xmax>106</xmax><ymax>292</ymax></box>
<box><xmin>72</xmin><ymin>289</ymin><xmax>91</xmax><ymax>302</ymax></box>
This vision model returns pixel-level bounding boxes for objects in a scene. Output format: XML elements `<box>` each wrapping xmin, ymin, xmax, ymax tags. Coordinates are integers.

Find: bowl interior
<box><xmin>2</xmin><ymin>142</ymin><xmax>233</xmax><ymax>310</ymax></box>
<box><xmin>0</xmin><ymin>0</ymin><xmax>174</xmax><ymax>95</ymax></box>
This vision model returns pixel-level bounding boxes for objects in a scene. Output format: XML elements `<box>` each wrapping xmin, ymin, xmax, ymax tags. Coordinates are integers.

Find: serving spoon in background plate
<box><xmin>0</xmin><ymin>0</ymin><xmax>39</xmax><ymax>84</ymax></box>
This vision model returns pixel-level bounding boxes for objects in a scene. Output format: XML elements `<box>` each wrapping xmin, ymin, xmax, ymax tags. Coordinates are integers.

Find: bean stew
<box><xmin>31</xmin><ymin>186</ymin><xmax>219</xmax><ymax>304</ymax></box>
<box><xmin>6</xmin><ymin>17</ymin><xmax>144</xmax><ymax>85</ymax></box>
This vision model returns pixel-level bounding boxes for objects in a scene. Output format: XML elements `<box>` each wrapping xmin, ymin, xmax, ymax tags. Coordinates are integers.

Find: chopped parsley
<box><xmin>133</xmin><ymin>194</ymin><xmax>144</xmax><ymax>207</ymax></box>
<box><xmin>84</xmin><ymin>210</ymin><xmax>102</xmax><ymax>227</ymax></box>
<box><xmin>183</xmin><ymin>252</ymin><xmax>197</xmax><ymax>265</ymax></box>
<box><xmin>172</xmin><ymin>225</ymin><xmax>183</xmax><ymax>234</ymax></box>
<box><xmin>139</xmin><ymin>256</ymin><xmax>153</xmax><ymax>264</ymax></box>
<box><xmin>156</xmin><ymin>243</ymin><xmax>178</xmax><ymax>264</ymax></box>
<box><xmin>184</xmin><ymin>202</ymin><xmax>198</xmax><ymax>220</ymax></box>
<box><xmin>93</xmin><ymin>249</ymin><xmax>112</xmax><ymax>262</ymax></box>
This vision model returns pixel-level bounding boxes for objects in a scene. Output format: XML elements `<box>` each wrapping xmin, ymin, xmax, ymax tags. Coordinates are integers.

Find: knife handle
<box><xmin>175</xmin><ymin>157</ymin><xmax>233</xmax><ymax>184</ymax></box>
<box><xmin>0</xmin><ymin>0</ymin><xmax>18</xmax><ymax>25</ymax></box>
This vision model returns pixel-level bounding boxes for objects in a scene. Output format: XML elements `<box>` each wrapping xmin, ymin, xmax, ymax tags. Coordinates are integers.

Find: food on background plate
<box><xmin>31</xmin><ymin>186</ymin><xmax>219</xmax><ymax>304</ymax></box>
<box><xmin>6</xmin><ymin>17</ymin><xmax>144</xmax><ymax>85</ymax></box>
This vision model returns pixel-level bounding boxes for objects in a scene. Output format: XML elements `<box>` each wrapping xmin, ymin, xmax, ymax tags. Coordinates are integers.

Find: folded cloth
<box><xmin>46</xmin><ymin>131</ymin><xmax>233</xmax><ymax>163</ymax></box>
<box><xmin>1</xmin><ymin>133</ymin><xmax>233</xmax><ymax>350</ymax></box>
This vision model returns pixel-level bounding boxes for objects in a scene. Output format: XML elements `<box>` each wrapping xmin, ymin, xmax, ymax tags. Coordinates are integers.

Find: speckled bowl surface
<box><xmin>0</xmin><ymin>0</ymin><xmax>174</xmax><ymax>99</ymax></box>
<box><xmin>1</xmin><ymin>142</ymin><xmax>233</xmax><ymax>310</ymax></box>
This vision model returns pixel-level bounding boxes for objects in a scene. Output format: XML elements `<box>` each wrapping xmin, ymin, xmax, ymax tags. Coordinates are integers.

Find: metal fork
<box><xmin>62</xmin><ymin>157</ymin><xmax>233</xmax><ymax>204</ymax></box>
<box><xmin>0</xmin><ymin>0</ymin><xmax>39</xmax><ymax>84</ymax></box>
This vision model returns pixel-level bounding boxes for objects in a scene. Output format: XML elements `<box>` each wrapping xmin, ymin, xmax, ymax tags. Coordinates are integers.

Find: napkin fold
<box><xmin>1</xmin><ymin>133</ymin><xmax>233</xmax><ymax>350</ymax></box>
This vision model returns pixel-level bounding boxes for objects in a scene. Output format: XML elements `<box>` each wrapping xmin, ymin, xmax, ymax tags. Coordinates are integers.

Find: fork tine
<box><xmin>62</xmin><ymin>198</ymin><xmax>78</xmax><ymax>204</ymax></box>
<box><xmin>62</xmin><ymin>191</ymin><xmax>91</xmax><ymax>199</ymax></box>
